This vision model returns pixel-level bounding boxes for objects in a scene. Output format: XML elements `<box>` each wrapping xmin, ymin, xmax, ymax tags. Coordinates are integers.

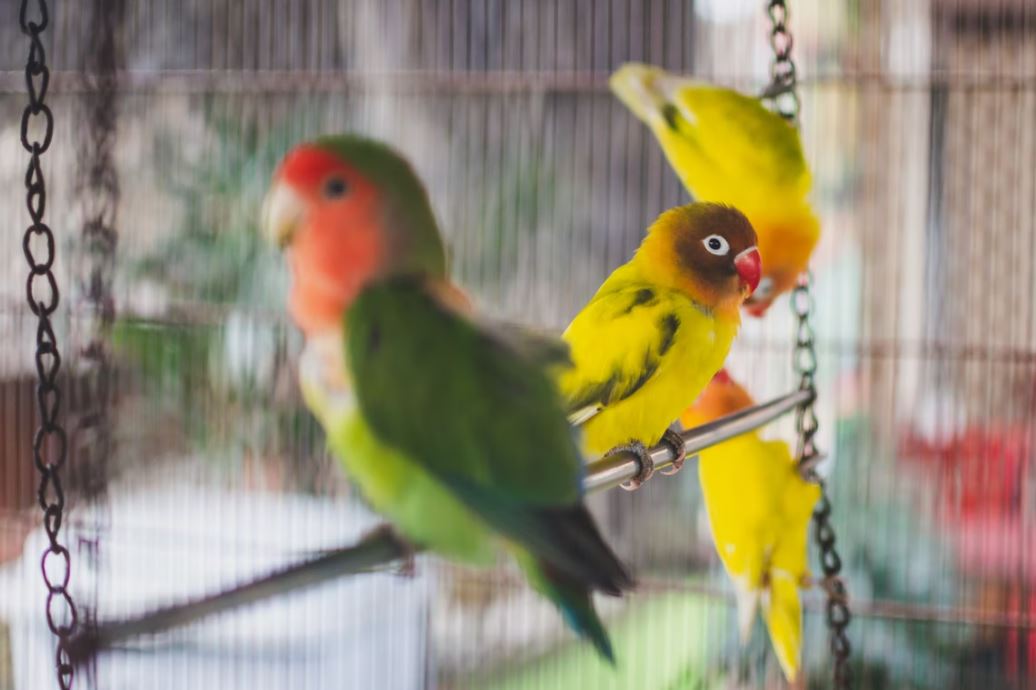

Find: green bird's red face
<box><xmin>262</xmin><ymin>137</ymin><xmax>446</xmax><ymax>336</ymax></box>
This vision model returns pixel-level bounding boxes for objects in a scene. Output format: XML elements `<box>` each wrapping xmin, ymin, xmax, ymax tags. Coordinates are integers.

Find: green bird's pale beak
<box><xmin>261</xmin><ymin>181</ymin><xmax>306</xmax><ymax>248</ymax></box>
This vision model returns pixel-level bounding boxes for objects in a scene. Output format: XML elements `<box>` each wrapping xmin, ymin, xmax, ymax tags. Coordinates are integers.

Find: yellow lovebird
<box><xmin>558</xmin><ymin>203</ymin><xmax>760</xmax><ymax>485</ymax></box>
<box><xmin>681</xmin><ymin>370</ymin><xmax>821</xmax><ymax>682</ymax></box>
<box><xmin>610</xmin><ymin>63</ymin><xmax>820</xmax><ymax>316</ymax></box>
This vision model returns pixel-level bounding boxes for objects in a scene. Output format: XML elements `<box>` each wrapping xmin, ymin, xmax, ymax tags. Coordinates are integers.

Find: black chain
<box><xmin>70</xmin><ymin>0</ymin><xmax>122</xmax><ymax>501</ymax></box>
<box><xmin>793</xmin><ymin>276</ymin><xmax>852</xmax><ymax>689</ymax></box>
<box><xmin>69</xmin><ymin>0</ymin><xmax>124</xmax><ymax>664</ymax></box>
<box><xmin>765</xmin><ymin>2</ymin><xmax>853</xmax><ymax>687</ymax></box>
<box><xmin>21</xmin><ymin>1</ymin><xmax>78</xmax><ymax>687</ymax></box>
<box><xmin>761</xmin><ymin>0</ymin><xmax>801</xmax><ymax>122</ymax></box>
<box><xmin>791</xmin><ymin>277</ymin><xmax>820</xmax><ymax>470</ymax></box>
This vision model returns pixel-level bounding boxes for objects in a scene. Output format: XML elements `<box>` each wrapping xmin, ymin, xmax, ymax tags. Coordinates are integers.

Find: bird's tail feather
<box><xmin>515</xmin><ymin>551</ymin><xmax>616</xmax><ymax>664</ymax></box>
<box><xmin>761</xmin><ymin>569</ymin><xmax>804</xmax><ymax>682</ymax></box>
<box><xmin>609</xmin><ymin>63</ymin><xmax>675</xmax><ymax>129</ymax></box>
<box><xmin>448</xmin><ymin>479</ymin><xmax>634</xmax><ymax>596</ymax></box>
<box><xmin>733</xmin><ymin>583</ymin><xmax>760</xmax><ymax>643</ymax></box>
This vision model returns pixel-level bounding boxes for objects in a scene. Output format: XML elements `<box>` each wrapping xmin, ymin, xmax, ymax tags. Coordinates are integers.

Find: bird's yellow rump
<box><xmin>681</xmin><ymin>371</ymin><xmax>820</xmax><ymax>681</ymax></box>
<box><xmin>610</xmin><ymin>63</ymin><xmax>820</xmax><ymax>315</ymax></box>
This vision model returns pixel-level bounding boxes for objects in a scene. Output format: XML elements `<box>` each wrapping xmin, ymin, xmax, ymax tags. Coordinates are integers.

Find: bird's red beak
<box><xmin>734</xmin><ymin>247</ymin><xmax>762</xmax><ymax>295</ymax></box>
<box><xmin>712</xmin><ymin>368</ymin><xmax>733</xmax><ymax>384</ymax></box>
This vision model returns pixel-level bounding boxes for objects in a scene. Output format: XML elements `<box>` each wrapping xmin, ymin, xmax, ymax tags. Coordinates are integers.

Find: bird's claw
<box><xmin>658</xmin><ymin>428</ymin><xmax>687</xmax><ymax>476</ymax></box>
<box><xmin>361</xmin><ymin>524</ymin><xmax>417</xmax><ymax>578</ymax></box>
<box><xmin>618</xmin><ymin>440</ymin><xmax>654</xmax><ymax>491</ymax></box>
<box><xmin>395</xmin><ymin>550</ymin><xmax>417</xmax><ymax>578</ymax></box>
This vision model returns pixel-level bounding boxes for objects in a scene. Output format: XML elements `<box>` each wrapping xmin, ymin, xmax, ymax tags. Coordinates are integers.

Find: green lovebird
<box><xmin>261</xmin><ymin>135</ymin><xmax>633</xmax><ymax>661</ymax></box>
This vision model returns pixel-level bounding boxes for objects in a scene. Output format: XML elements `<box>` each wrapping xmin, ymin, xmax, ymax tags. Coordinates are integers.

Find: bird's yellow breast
<box><xmin>570</xmin><ymin>294</ymin><xmax>738</xmax><ymax>457</ymax></box>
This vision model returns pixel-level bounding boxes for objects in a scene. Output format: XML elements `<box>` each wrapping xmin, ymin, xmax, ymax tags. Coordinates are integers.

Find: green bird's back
<box><xmin>346</xmin><ymin>277</ymin><xmax>633</xmax><ymax>660</ymax></box>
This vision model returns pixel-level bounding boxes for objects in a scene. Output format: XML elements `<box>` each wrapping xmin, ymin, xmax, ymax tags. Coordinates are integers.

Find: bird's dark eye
<box><xmin>323</xmin><ymin>176</ymin><xmax>348</xmax><ymax>199</ymax></box>
<box><xmin>702</xmin><ymin>234</ymin><xmax>730</xmax><ymax>256</ymax></box>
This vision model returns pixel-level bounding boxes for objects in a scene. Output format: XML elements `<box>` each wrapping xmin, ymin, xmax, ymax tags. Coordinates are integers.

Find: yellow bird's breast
<box><xmin>575</xmin><ymin>295</ymin><xmax>738</xmax><ymax>456</ymax></box>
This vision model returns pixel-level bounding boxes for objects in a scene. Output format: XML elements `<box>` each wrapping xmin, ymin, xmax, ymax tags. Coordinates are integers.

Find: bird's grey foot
<box><xmin>618</xmin><ymin>440</ymin><xmax>654</xmax><ymax>491</ymax></box>
<box><xmin>395</xmin><ymin>549</ymin><xmax>417</xmax><ymax>578</ymax></box>
<box><xmin>658</xmin><ymin>427</ymin><xmax>688</xmax><ymax>476</ymax></box>
<box><xmin>361</xmin><ymin>524</ymin><xmax>417</xmax><ymax>578</ymax></box>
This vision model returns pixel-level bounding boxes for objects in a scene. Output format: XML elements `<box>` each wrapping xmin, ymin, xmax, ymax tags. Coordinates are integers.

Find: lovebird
<box><xmin>262</xmin><ymin>135</ymin><xmax>633</xmax><ymax>661</ymax></box>
<box><xmin>681</xmin><ymin>370</ymin><xmax>820</xmax><ymax>681</ymax></box>
<box><xmin>558</xmin><ymin>203</ymin><xmax>760</xmax><ymax>485</ymax></box>
<box><xmin>610</xmin><ymin>63</ymin><xmax>820</xmax><ymax>316</ymax></box>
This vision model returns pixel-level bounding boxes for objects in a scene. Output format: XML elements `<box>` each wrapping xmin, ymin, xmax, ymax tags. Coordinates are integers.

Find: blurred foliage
<box><xmin>113</xmin><ymin>102</ymin><xmax>329</xmax><ymax>490</ymax></box>
<box><xmin>134</xmin><ymin>108</ymin><xmax>291</xmax><ymax>305</ymax></box>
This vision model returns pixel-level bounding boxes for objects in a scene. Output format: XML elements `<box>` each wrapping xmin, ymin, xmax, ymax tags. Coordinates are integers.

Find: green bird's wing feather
<box><xmin>483</xmin><ymin>319</ymin><xmax>573</xmax><ymax>371</ymax></box>
<box><xmin>559</xmin><ymin>280</ymin><xmax>684</xmax><ymax>416</ymax></box>
<box><xmin>346</xmin><ymin>278</ymin><xmax>631</xmax><ymax>595</ymax></box>
<box><xmin>484</xmin><ymin>320</ymin><xmax>593</xmax><ymax>422</ymax></box>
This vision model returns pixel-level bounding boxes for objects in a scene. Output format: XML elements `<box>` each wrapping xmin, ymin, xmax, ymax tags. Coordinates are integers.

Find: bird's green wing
<box><xmin>559</xmin><ymin>280</ymin><xmax>685</xmax><ymax>417</ymax></box>
<box><xmin>345</xmin><ymin>278</ymin><xmax>630</xmax><ymax>592</ymax></box>
<box><xmin>484</xmin><ymin>319</ymin><xmax>573</xmax><ymax>371</ymax></box>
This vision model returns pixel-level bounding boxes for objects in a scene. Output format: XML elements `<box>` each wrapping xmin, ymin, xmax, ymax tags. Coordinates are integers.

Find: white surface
<box><xmin>0</xmin><ymin>484</ymin><xmax>430</xmax><ymax>690</ymax></box>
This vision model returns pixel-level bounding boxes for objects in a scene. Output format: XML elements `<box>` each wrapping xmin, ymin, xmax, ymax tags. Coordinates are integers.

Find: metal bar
<box><xmin>67</xmin><ymin>528</ymin><xmax>411</xmax><ymax>664</ymax></box>
<box><xmin>0</xmin><ymin>68</ymin><xmax>1033</xmax><ymax>95</ymax></box>
<box><xmin>69</xmin><ymin>388</ymin><xmax>810</xmax><ymax>662</ymax></box>
<box><xmin>584</xmin><ymin>388</ymin><xmax>813</xmax><ymax>491</ymax></box>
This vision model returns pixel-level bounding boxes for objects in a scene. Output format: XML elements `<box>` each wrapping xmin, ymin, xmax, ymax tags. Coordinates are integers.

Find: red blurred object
<box><xmin>1003</xmin><ymin>586</ymin><xmax>1036</xmax><ymax>680</ymax></box>
<box><xmin>898</xmin><ymin>422</ymin><xmax>1032</xmax><ymax>520</ymax></box>
<box><xmin>902</xmin><ymin>421</ymin><xmax>1036</xmax><ymax>677</ymax></box>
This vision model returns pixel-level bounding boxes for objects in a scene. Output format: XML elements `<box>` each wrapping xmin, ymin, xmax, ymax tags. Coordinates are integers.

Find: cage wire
<box><xmin>0</xmin><ymin>0</ymin><xmax>1035</xmax><ymax>689</ymax></box>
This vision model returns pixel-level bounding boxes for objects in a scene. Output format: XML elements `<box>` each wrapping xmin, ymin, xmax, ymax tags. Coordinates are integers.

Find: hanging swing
<box><xmin>45</xmin><ymin>2</ymin><xmax>854</xmax><ymax>687</ymax></box>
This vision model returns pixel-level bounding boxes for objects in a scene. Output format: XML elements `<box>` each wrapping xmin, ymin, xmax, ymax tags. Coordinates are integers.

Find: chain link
<box><xmin>21</xmin><ymin>1</ymin><xmax>78</xmax><ymax>687</ymax></box>
<box><xmin>765</xmin><ymin>1</ymin><xmax>853</xmax><ymax>686</ymax></box>
<box><xmin>793</xmin><ymin>275</ymin><xmax>852</xmax><ymax>688</ymax></box>
<box><xmin>68</xmin><ymin>0</ymin><xmax>124</xmax><ymax>664</ymax></box>
<box><xmin>70</xmin><ymin>0</ymin><xmax>122</xmax><ymax>503</ymax></box>
<box><xmin>761</xmin><ymin>0</ymin><xmax>801</xmax><ymax>123</ymax></box>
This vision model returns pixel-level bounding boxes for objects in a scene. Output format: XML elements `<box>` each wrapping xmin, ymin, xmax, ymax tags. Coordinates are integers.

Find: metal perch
<box><xmin>68</xmin><ymin>388</ymin><xmax>812</xmax><ymax>664</ymax></box>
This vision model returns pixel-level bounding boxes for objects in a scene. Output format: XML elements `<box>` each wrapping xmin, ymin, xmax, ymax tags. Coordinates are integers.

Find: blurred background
<box><xmin>0</xmin><ymin>0</ymin><xmax>1034</xmax><ymax>688</ymax></box>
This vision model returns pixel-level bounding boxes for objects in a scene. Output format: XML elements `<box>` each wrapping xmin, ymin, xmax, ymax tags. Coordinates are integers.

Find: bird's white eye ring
<box><xmin>702</xmin><ymin>234</ymin><xmax>730</xmax><ymax>256</ymax></box>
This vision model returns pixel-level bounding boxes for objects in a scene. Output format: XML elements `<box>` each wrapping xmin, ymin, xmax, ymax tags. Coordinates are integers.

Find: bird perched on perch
<box><xmin>262</xmin><ymin>135</ymin><xmax>632</xmax><ymax>661</ymax></box>
<box><xmin>610</xmin><ymin>63</ymin><xmax>820</xmax><ymax>316</ymax></box>
<box><xmin>557</xmin><ymin>203</ymin><xmax>760</xmax><ymax>487</ymax></box>
<box><xmin>681</xmin><ymin>370</ymin><xmax>820</xmax><ymax>682</ymax></box>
